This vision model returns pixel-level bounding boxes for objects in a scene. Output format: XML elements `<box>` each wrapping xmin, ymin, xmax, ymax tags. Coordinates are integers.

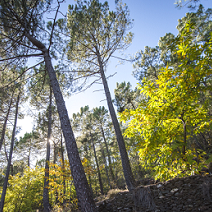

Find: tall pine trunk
<box><xmin>43</xmin><ymin>86</ymin><xmax>52</xmax><ymax>212</ymax></box>
<box><xmin>60</xmin><ymin>133</ymin><xmax>66</xmax><ymax>205</ymax></box>
<box><xmin>27</xmin><ymin>146</ymin><xmax>31</xmax><ymax>167</ymax></box>
<box><xmin>90</xmin><ymin>133</ymin><xmax>104</xmax><ymax>195</ymax></box>
<box><xmin>99</xmin><ymin>140</ymin><xmax>112</xmax><ymax>189</ymax></box>
<box><xmin>0</xmin><ymin>93</ymin><xmax>20</xmax><ymax>212</ymax></box>
<box><xmin>24</xmin><ymin>33</ymin><xmax>96</xmax><ymax>211</ymax></box>
<box><xmin>100</xmin><ymin>126</ymin><xmax>115</xmax><ymax>185</ymax></box>
<box><xmin>97</xmin><ymin>52</ymin><xmax>136</xmax><ymax>191</ymax></box>
<box><xmin>85</xmin><ymin>144</ymin><xmax>94</xmax><ymax>196</ymax></box>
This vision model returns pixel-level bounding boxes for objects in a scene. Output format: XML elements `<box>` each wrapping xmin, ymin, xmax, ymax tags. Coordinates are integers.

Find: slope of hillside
<box><xmin>97</xmin><ymin>175</ymin><xmax>212</xmax><ymax>212</ymax></box>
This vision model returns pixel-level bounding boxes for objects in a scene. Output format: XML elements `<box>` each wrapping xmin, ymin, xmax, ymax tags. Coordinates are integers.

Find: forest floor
<box><xmin>96</xmin><ymin>174</ymin><xmax>212</xmax><ymax>212</ymax></box>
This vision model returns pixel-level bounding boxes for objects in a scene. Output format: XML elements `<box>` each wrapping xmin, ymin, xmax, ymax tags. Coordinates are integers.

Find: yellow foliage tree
<box><xmin>120</xmin><ymin>22</ymin><xmax>212</xmax><ymax>180</ymax></box>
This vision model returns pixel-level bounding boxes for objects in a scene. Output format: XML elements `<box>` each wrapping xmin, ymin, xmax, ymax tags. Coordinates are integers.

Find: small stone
<box><xmin>174</xmin><ymin>192</ymin><xmax>179</xmax><ymax>196</ymax></box>
<box><xmin>162</xmin><ymin>190</ymin><xmax>169</xmax><ymax>194</ymax></box>
<box><xmin>157</xmin><ymin>184</ymin><xmax>163</xmax><ymax>188</ymax></box>
<box><xmin>159</xmin><ymin>195</ymin><xmax>165</xmax><ymax>199</ymax></box>
<box><xmin>170</xmin><ymin>188</ymin><xmax>179</xmax><ymax>193</ymax></box>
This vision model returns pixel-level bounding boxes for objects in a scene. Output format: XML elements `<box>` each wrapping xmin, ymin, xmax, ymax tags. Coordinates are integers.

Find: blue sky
<box><xmin>18</xmin><ymin>0</ymin><xmax>212</xmax><ymax>136</ymax></box>
<box><xmin>65</xmin><ymin>0</ymin><xmax>211</xmax><ymax>112</ymax></box>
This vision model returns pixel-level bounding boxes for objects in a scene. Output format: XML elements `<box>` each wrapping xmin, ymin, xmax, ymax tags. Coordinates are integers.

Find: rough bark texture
<box><xmin>43</xmin><ymin>87</ymin><xmax>52</xmax><ymax>212</ymax></box>
<box><xmin>44</xmin><ymin>50</ymin><xmax>96</xmax><ymax>211</ymax></box>
<box><xmin>97</xmin><ymin>52</ymin><xmax>136</xmax><ymax>191</ymax></box>
<box><xmin>91</xmin><ymin>133</ymin><xmax>104</xmax><ymax>195</ymax></box>
<box><xmin>0</xmin><ymin>93</ymin><xmax>20</xmax><ymax>212</ymax></box>
<box><xmin>25</xmin><ymin>33</ymin><xmax>96</xmax><ymax>212</ymax></box>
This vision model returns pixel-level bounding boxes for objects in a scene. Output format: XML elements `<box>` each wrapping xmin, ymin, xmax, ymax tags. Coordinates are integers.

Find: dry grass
<box><xmin>95</xmin><ymin>188</ymin><xmax>128</xmax><ymax>203</ymax></box>
<box><xmin>51</xmin><ymin>203</ymin><xmax>78</xmax><ymax>212</ymax></box>
<box><xmin>106</xmin><ymin>188</ymin><xmax>128</xmax><ymax>199</ymax></box>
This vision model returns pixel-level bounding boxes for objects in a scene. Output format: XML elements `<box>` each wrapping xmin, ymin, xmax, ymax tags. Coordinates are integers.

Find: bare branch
<box><xmin>93</xmin><ymin>89</ymin><xmax>104</xmax><ymax>92</ymax></box>
<box><xmin>106</xmin><ymin>72</ymin><xmax>117</xmax><ymax>80</ymax></box>
<box><xmin>75</xmin><ymin>76</ymin><xmax>102</xmax><ymax>93</ymax></box>
<box><xmin>48</xmin><ymin>1</ymin><xmax>61</xmax><ymax>50</ymax></box>
<box><xmin>0</xmin><ymin>53</ymin><xmax>43</xmax><ymax>62</ymax></box>
<box><xmin>110</xmin><ymin>55</ymin><xmax>135</xmax><ymax>62</ymax></box>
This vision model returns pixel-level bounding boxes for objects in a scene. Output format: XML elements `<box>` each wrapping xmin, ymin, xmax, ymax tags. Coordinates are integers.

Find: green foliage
<box><xmin>2</xmin><ymin>160</ymin><xmax>79</xmax><ymax>211</ymax></box>
<box><xmin>0</xmin><ymin>0</ymin><xmax>52</xmax><ymax>59</ymax></box>
<box><xmin>4</xmin><ymin>167</ymin><xmax>44</xmax><ymax>212</ymax></box>
<box><xmin>14</xmin><ymin>131</ymin><xmax>41</xmax><ymax>167</ymax></box>
<box><xmin>48</xmin><ymin>160</ymin><xmax>77</xmax><ymax>207</ymax></box>
<box><xmin>120</xmin><ymin>21</ymin><xmax>212</xmax><ymax>180</ymax></box>
<box><xmin>114</xmin><ymin>82</ymin><xmax>139</xmax><ymax>112</ymax></box>
<box><xmin>176</xmin><ymin>5</ymin><xmax>212</xmax><ymax>42</ymax></box>
<box><xmin>133</xmin><ymin>46</ymin><xmax>164</xmax><ymax>83</ymax></box>
<box><xmin>175</xmin><ymin>0</ymin><xmax>200</xmax><ymax>9</ymax></box>
<box><xmin>67</xmin><ymin>0</ymin><xmax>133</xmax><ymax>86</ymax></box>
<box><xmin>68</xmin><ymin>0</ymin><xmax>132</xmax><ymax>56</ymax></box>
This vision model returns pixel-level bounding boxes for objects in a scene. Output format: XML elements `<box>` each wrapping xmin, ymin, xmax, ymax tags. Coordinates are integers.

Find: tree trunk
<box><xmin>44</xmin><ymin>51</ymin><xmax>96</xmax><ymax>211</ymax></box>
<box><xmin>53</xmin><ymin>142</ymin><xmax>57</xmax><ymax>164</ymax></box>
<box><xmin>24</xmin><ymin>33</ymin><xmax>96</xmax><ymax>211</ymax></box>
<box><xmin>90</xmin><ymin>133</ymin><xmax>104</xmax><ymax>195</ymax></box>
<box><xmin>135</xmin><ymin>152</ymin><xmax>143</xmax><ymax>179</ymax></box>
<box><xmin>88</xmin><ymin>174</ymin><xmax>93</xmax><ymax>197</ymax></box>
<box><xmin>60</xmin><ymin>133</ymin><xmax>66</xmax><ymax>205</ymax></box>
<box><xmin>43</xmin><ymin>86</ymin><xmax>52</xmax><ymax>212</ymax></box>
<box><xmin>100</xmin><ymin>126</ymin><xmax>115</xmax><ymax>185</ymax></box>
<box><xmin>99</xmin><ymin>140</ymin><xmax>112</xmax><ymax>189</ymax></box>
<box><xmin>10</xmin><ymin>164</ymin><xmax>14</xmax><ymax>176</ymax></box>
<box><xmin>85</xmin><ymin>144</ymin><xmax>94</xmax><ymax>196</ymax></box>
<box><xmin>53</xmin><ymin>142</ymin><xmax>58</xmax><ymax>204</ymax></box>
<box><xmin>97</xmin><ymin>53</ymin><xmax>136</xmax><ymax>191</ymax></box>
<box><xmin>27</xmin><ymin>146</ymin><xmax>31</xmax><ymax>167</ymax></box>
<box><xmin>0</xmin><ymin>93</ymin><xmax>20</xmax><ymax>212</ymax></box>
<box><xmin>180</xmin><ymin>113</ymin><xmax>186</xmax><ymax>156</ymax></box>
<box><xmin>0</xmin><ymin>92</ymin><xmax>14</xmax><ymax>151</ymax></box>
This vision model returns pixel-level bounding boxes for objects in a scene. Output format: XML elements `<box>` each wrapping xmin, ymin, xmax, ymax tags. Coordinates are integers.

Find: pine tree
<box><xmin>67</xmin><ymin>0</ymin><xmax>136</xmax><ymax>191</ymax></box>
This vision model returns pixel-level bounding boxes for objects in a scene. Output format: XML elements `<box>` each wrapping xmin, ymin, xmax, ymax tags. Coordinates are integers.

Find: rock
<box><xmin>96</xmin><ymin>175</ymin><xmax>212</xmax><ymax>211</ymax></box>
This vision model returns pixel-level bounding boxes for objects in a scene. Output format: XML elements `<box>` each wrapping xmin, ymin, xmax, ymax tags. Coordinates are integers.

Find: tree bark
<box><xmin>85</xmin><ymin>144</ymin><xmax>94</xmax><ymax>196</ymax></box>
<box><xmin>27</xmin><ymin>145</ymin><xmax>31</xmax><ymax>167</ymax></box>
<box><xmin>43</xmin><ymin>86</ymin><xmax>52</xmax><ymax>212</ymax></box>
<box><xmin>10</xmin><ymin>164</ymin><xmax>14</xmax><ymax>176</ymax></box>
<box><xmin>24</xmin><ymin>33</ymin><xmax>96</xmax><ymax>211</ymax></box>
<box><xmin>100</xmin><ymin>126</ymin><xmax>115</xmax><ymax>185</ymax></box>
<box><xmin>90</xmin><ymin>133</ymin><xmax>104</xmax><ymax>195</ymax></box>
<box><xmin>53</xmin><ymin>142</ymin><xmax>57</xmax><ymax>164</ymax></box>
<box><xmin>60</xmin><ymin>132</ymin><xmax>66</xmax><ymax>205</ymax></box>
<box><xmin>180</xmin><ymin>113</ymin><xmax>186</xmax><ymax>156</ymax></box>
<box><xmin>97</xmin><ymin>52</ymin><xmax>136</xmax><ymax>191</ymax></box>
<box><xmin>99</xmin><ymin>140</ymin><xmax>112</xmax><ymax>189</ymax></box>
<box><xmin>0</xmin><ymin>93</ymin><xmax>20</xmax><ymax>212</ymax></box>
